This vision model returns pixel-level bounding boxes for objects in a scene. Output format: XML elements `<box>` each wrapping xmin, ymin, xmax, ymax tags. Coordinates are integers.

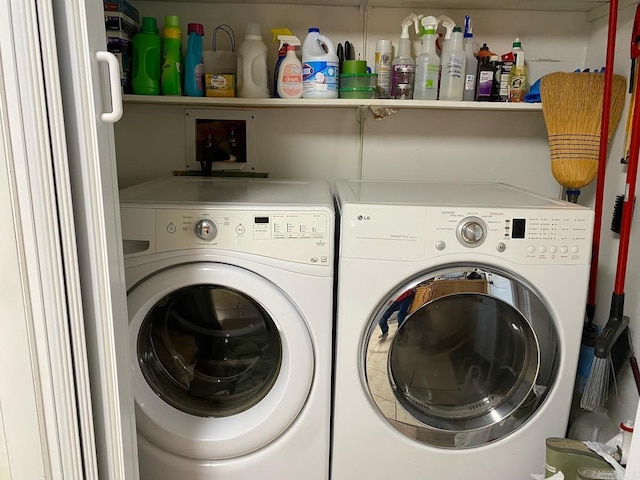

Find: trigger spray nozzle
<box><xmin>277</xmin><ymin>34</ymin><xmax>301</xmax><ymax>50</ymax></box>
<box><xmin>420</xmin><ymin>15</ymin><xmax>439</xmax><ymax>36</ymax></box>
<box><xmin>437</xmin><ymin>15</ymin><xmax>456</xmax><ymax>40</ymax></box>
<box><xmin>400</xmin><ymin>13</ymin><xmax>420</xmax><ymax>38</ymax></box>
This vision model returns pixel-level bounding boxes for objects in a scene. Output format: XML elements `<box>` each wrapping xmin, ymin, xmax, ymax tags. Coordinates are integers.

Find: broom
<box><xmin>540</xmin><ymin>72</ymin><xmax>626</xmax><ymax>203</ymax></box>
<box><xmin>581</xmin><ymin>56</ymin><xmax>640</xmax><ymax>412</ymax></box>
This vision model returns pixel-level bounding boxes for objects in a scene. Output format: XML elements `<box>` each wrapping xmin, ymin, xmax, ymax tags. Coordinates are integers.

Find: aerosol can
<box><xmin>390</xmin><ymin>13</ymin><xmax>420</xmax><ymax>99</ymax></box>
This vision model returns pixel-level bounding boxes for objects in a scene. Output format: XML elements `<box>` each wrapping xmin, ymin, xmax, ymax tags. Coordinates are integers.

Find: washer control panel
<box><xmin>150</xmin><ymin>208</ymin><xmax>332</xmax><ymax>265</ymax></box>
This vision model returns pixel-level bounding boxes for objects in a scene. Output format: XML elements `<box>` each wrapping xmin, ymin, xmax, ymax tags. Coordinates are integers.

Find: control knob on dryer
<box><xmin>195</xmin><ymin>218</ymin><xmax>217</xmax><ymax>241</ymax></box>
<box><xmin>457</xmin><ymin>217</ymin><xmax>487</xmax><ymax>247</ymax></box>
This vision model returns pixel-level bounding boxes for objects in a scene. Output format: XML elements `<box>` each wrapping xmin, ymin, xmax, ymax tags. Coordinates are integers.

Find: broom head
<box><xmin>540</xmin><ymin>72</ymin><xmax>627</xmax><ymax>190</ymax></box>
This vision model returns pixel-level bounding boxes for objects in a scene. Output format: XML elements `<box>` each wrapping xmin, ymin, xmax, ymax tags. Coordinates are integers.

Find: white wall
<box><xmin>584</xmin><ymin>2</ymin><xmax>639</xmax><ymax>431</ymax></box>
<box><xmin>115</xmin><ymin>2</ymin><xmax>589</xmax><ymax>198</ymax></box>
<box><xmin>0</xmin><ymin>409</ymin><xmax>9</xmax><ymax>480</ymax></box>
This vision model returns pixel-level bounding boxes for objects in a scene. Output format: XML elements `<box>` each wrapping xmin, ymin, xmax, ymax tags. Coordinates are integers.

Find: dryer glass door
<box><xmin>365</xmin><ymin>266</ymin><xmax>559</xmax><ymax>449</ymax></box>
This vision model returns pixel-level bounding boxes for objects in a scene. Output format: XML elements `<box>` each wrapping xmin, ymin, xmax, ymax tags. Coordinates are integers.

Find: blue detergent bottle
<box><xmin>184</xmin><ymin>23</ymin><xmax>205</xmax><ymax>96</ymax></box>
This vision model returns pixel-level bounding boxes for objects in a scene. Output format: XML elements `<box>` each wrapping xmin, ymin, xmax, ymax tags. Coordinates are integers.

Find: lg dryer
<box><xmin>332</xmin><ymin>180</ymin><xmax>594</xmax><ymax>480</ymax></box>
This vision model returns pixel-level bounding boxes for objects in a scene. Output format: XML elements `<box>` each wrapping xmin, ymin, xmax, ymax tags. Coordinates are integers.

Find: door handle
<box><xmin>95</xmin><ymin>51</ymin><xmax>123</xmax><ymax>123</ymax></box>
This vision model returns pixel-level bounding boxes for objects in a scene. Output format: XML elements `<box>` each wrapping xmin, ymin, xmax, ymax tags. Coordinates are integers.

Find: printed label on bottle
<box><xmin>464</xmin><ymin>74</ymin><xmax>475</xmax><ymax>91</ymax></box>
<box><xmin>195</xmin><ymin>63</ymin><xmax>204</xmax><ymax>92</ymax></box>
<box><xmin>281</xmin><ymin>63</ymin><xmax>303</xmax><ymax>97</ymax></box>
<box><xmin>302</xmin><ymin>61</ymin><xmax>338</xmax><ymax>92</ymax></box>
<box><xmin>477</xmin><ymin>70</ymin><xmax>493</xmax><ymax>97</ymax></box>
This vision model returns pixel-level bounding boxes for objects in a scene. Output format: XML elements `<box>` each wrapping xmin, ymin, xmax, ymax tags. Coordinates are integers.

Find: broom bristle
<box><xmin>580</xmin><ymin>355</ymin><xmax>611</xmax><ymax>411</ymax></box>
<box><xmin>541</xmin><ymin>73</ymin><xmax>627</xmax><ymax>190</ymax></box>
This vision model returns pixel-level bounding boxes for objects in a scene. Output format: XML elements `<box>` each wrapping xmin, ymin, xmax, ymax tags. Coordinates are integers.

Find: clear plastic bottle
<box><xmin>508</xmin><ymin>38</ymin><xmax>527</xmax><ymax>102</ymax></box>
<box><xmin>160</xmin><ymin>15</ymin><xmax>183</xmax><ymax>96</ymax></box>
<box><xmin>237</xmin><ymin>23</ymin><xmax>270</xmax><ymax>98</ymax></box>
<box><xmin>184</xmin><ymin>23</ymin><xmax>204</xmax><ymax>97</ymax></box>
<box><xmin>132</xmin><ymin>17</ymin><xmax>161</xmax><ymax>95</ymax></box>
<box><xmin>391</xmin><ymin>14</ymin><xmax>419</xmax><ymax>99</ymax></box>
<box><xmin>302</xmin><ymin>28</ymin><xmax>339</xmax><ymax>99</ymax></box>
<box><xmin>413</xmin><ymin>16</ymin><xmax>439</xmax><ymax>100</ymax></box>
<box><xmin>462</xmin><ymin>15</ymin><xmax>478</xmax><ymax>101</ymax></box>
<box><xmin>439</xmin><ymin>26</ymin><xmax>466</xmax><ymax>101</ymax></box>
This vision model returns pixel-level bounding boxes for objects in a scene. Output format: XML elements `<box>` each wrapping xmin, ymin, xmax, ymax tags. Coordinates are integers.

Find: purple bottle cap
<box><xmin>188</xmin><ymin>23</ymin><xmax>204</xmax><ymax>35</ymax></box>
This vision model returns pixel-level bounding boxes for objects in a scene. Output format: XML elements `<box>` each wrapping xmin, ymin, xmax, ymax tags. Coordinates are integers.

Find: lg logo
<box><xmin>357</xmin><ymin>215</ymin><xmax>371</xmax><ymax>221</ymax></box>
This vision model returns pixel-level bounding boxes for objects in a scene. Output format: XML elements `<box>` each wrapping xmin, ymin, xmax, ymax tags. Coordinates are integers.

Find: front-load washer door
<box><xmin>364</xmin><ymin>266</ymin><xmax>559</xmax><ymax>449</ymax></box>
<box><xmin>128</xmin><ymin>262</ymin><xmax>314</xmax><ymax>460</ymax></box>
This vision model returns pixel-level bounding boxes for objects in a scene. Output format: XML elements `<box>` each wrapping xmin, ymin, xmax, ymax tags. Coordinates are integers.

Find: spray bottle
<box><xmin>271</xmin><ymin>28</ymin><xmax>293</xmax><ymax>97</ymax></box>
<box><xmin>439</xmin><ymin>26</ymin><xmax>466</xmax><ymax>101</ymax></box>
<box><xmin>390</xmin><ymin>13</ymin><xmax>420</xmax><ymax>99</ymax></box>
<box><xmin>276</xmin><ymin>35</ymin><xmax>303</xmax><ymax>99</ymax></box>
<box><xmin>413</xmin><ymin>16</ymin><xmax>439</xmax><ymax>100</ymax></box>
<box><xmin>462</xmin><ymin>15</ymin><xmax>477</xmax><ymax>101</ymax></box>
<box><xmin>437</xmin><ymin>15</ymin><xmax>456</xmax><ymax>56</ymax></box>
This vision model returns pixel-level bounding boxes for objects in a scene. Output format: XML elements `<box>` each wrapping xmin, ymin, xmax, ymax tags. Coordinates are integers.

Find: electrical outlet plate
<box><xmin>185</xmin><ymin>108</ymin><xmax>257</xmax><ymax>172</ymax></box>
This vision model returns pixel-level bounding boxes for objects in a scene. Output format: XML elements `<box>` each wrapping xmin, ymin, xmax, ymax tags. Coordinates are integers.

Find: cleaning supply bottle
<box><xmin>184</xmin><ymin>23</ymin><xmax>205</xmax><ymax>96</ymax></box>
<box><xmin>390</xmin><ymin>14</ymin><xmax>420</xmax><ymax>99</ymax></box>
<box><xmin>276</xmin><ymin>36</ymin><xmax>303</xmax><ymax>99</ymax></box>
<box><xmin>160</xmin><ymin>15</ymin><xmax>183</xmax><ymax>96</ymax></box>
<box><xmin>475</xmin><ymin>55</ymin><xmax>495</xmax><ymax>101</ymax></box>
<box><xmin>476</xmin><ymin>43</ymin><xmax>494</xmax><ymax>61</ymax></box>
<box><xmin>462</xmin><ymin>15</ymin><xmax>478</xmax><ymax>101</ymax></box>
<box><xmin>132</xmin><ymin>16</ymin><xmax>161</xmax><ymax>95</ymax></box>
<box><xmin>508</xmin><ymin>37</ymin><xmax>527</xmax><ymax>102</ymax></box>
<box><xmin>271</xmin><ymin>28</ymin><xmax>293</xmax><ymax>97</ymax></box>
<box><xmin>374</xmin><ymin>39</ymin><xmax>393</xmax><ymax>99</ymax></box>
<box><xmin>413</xmin><ymin>16</ymin><xmax>439</xmax><ymax>100</ymax></box>
<box><xmin>439</xmin><ymin>26</ymin><xmax>466</xmax><ymax>101</ymax></box>
<box><xmin>302</xmin><ymin>28</ymin><xmax>339</xmax><ymax>99</ymax></box>
<box><xmin>437</xmin><ymin>15</ymin><xmax>456</xmax><ymax>56</ymax></box>
<box><xmin>237</xmin><ymin>22</ymin><xmax>270</xmax><ymax>98</ymax></box>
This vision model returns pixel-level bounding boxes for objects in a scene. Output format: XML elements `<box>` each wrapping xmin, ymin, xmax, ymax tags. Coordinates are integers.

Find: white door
<box><xmin>48</xmin><ymin>0</ymin><xmax>139</xmax><ymax>478</ymax></box>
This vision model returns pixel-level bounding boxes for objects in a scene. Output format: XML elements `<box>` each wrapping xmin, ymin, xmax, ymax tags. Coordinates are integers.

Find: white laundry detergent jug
<box><xmin>237</xmin><ymin>22</ymin><xmax>269</xmax><ymax>98</ymax></box>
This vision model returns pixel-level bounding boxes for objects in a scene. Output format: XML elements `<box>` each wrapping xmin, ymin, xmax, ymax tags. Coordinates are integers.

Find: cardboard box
<box><xmin>104</xmin><ymin>11</ymin><xmax>139</xmax><ymax>37</ymax></box>
<box><xmin>205</xmin><ymin>74</ymin><xmax>236</xmax><ymax>97</ymax></box>
<box><xmin>103</xmin><ymin>0</ymin><xmax>139</xmax><ymax>24</ymax></box>
<box><xmin>106</xmin><ymin>31</ymin><xmax>132</xmax><ymax>93</ymax></box>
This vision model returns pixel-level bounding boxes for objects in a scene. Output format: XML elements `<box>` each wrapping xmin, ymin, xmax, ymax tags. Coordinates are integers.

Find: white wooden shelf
<box><xmin>123</xmin><ymin>94</ymin><xmax>542</xmax><ymax>111</ymax></box>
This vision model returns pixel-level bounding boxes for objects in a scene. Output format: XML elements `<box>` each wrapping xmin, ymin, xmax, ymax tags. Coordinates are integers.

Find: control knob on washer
<box><xmin>195</xmin><ymin>218</ymin><xmax>217</xmax><ymax>241</ymax></box>
<box><xmin>457</xmin><ymin>217</ymin><xmax>487</xmax><ymax>247</ymax></box>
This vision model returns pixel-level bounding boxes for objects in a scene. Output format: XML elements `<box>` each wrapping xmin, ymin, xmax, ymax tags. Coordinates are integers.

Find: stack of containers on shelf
<box><xmin>339</xmin><ymin>60</ymin><xmax>377</xmax><ymax>99</ymax></box>
<box><xmin>302</xmin><ymin>28</ymin><xmax>339</xmax><ymax>99</ymax></box>
<box><xmin>462</xmin><ymin>15</ymin><xmax>478</xmax><ymax>101</ymax></box>
<box><xmin>184</xmin><ymin>23</ymin><xmax>205</xmax><ymax>97</ymax></box>
<box><xmin>439</xmin><ymin>26</ymin><xmax>466</xmax><ymax>101</ymax></box>
<box><xmin>413</xmin><ymin>16</ymin><xmax>439</xmax><ymax>100</ymax></box>
<box><xmin>237</xmin><ymin>23</ymin><xmax>270</xmax><ymax>98</ymax></box>
<box><xmin>132</xmin><ymin>17</ymin><xmax>161</xmax><ymax>95</ymax></box>
<box><xmin>391</xmin><ymin>14</ymin><xmax>420</xmax><ymax>99</ymax></box>
<box><xmin>104</xmin><ymin>0</ymin><xmax>140</xmax><ymax>93</ymax></box>
<box><xmin>161</xmin><ymin>15</ymin><xmax>183</xmax><ymax>95</ymax></box>
<box><xmin>276</xmin><ymin>35</ymin><xmax>303</xmax><ymax>99</ymax></box>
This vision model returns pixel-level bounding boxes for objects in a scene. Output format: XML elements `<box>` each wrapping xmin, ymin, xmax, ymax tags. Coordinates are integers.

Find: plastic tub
<box><xmin>339</xmin><ymin>87</ymin><xmax>377</xmax><ymax>99</ymax></box>
<box><xmin>339</xmin><ymin>73</ymin><xmax>377</xmax><ymax>89</ymax></box>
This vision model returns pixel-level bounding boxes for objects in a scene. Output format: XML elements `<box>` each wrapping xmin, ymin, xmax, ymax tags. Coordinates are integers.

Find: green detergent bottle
<box><xmin>132</xmin><ymin>17</ymin><xmax>161</xmax><ymax>95</ymax></box>
<box><xmin>161</xmin><ymin>15</ymin><xmax>183</xmax><ymax>95</ymax></box>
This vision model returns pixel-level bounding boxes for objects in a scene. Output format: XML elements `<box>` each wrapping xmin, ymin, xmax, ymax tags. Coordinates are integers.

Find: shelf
<box><xmin>122</xmin><ymin>94</ymin><xmax>542</xmax><ymax>111</ymax></box>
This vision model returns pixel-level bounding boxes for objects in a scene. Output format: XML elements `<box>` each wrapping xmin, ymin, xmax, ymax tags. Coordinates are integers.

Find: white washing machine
<box><xmin>119</xmin><ymin>177</ymin><xmax>334</xmax><ymax>480</ymax></box>
<box><xmin>332</xmin><ymin>180</ymin><xmax>594</xmax><ymax>480</ymax></box>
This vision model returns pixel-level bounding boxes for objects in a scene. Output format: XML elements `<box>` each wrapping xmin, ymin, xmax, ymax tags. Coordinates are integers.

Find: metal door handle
<box><xmin>95</xmin><ymin>51</ymin><xmax>123</xmax><ymax>123</ymax></box>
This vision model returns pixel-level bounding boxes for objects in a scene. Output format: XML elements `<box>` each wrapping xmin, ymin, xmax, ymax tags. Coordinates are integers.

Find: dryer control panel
<box><xmin>121</xmin><ymin>207</ymin><xmax>333</xmax><ymax>265</ymax></box>
<box><xmin>339</xmin><ymin>202</ymin><xmax>594</xmax><ymax>265</ymax></box>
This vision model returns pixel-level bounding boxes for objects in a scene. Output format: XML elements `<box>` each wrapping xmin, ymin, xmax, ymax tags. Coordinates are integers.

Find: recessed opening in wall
<box><xmin>185</xmin><ymin>109</ymin><xmax>256</xmax><ymax>173</ymax></box>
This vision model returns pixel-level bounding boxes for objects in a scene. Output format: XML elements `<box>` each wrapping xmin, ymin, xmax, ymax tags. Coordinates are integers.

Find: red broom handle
<box><xmin>615</xmin><ymin>64</ymin><xmax>640</xmax><ymax>294</ymax></box>
<box><xmin>588</xmin><ymin>0</ymin><xmax>619</xmax><ymax>307</ymax></box>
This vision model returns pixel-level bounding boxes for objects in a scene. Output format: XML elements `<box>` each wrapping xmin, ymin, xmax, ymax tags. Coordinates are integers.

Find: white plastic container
<box><xmin>236</xmin><ymin>22</ymin><xmax>269</xmax><ymax>98</ymax></box>
<box><xmin>277</xmin><ymin>44</ymin><xmax>303</xmax><ymax>99</ymax></box>
<box><xmin>439</xmin><ymin>26</ymin><xmax>466</xmax><ymax>101</ymax></box>
<box><xmin>302</xmin><ymin>28</ymin><xmax>339</xmax><ymax>99</ymax></box>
